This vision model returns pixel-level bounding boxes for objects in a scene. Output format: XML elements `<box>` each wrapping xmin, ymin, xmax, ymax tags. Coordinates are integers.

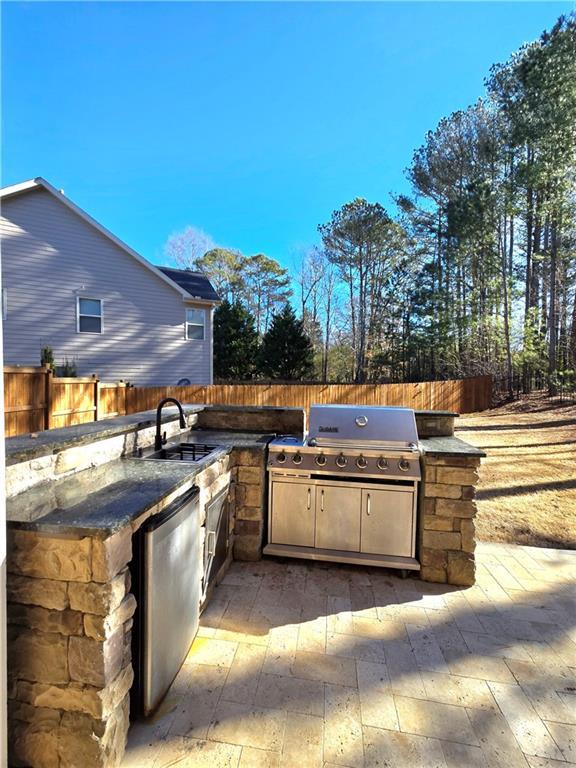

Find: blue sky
<box><xmin>2</xmin><ymin>2</ymin><xmax>572</xmax><ymax>272</ymax></box>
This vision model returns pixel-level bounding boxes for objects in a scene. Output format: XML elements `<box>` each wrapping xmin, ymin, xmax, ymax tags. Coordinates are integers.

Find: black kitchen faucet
<box><xmin>155</xmin><ymin>397</ymin><xmax>187</xmax><ymax>451</ymax></box>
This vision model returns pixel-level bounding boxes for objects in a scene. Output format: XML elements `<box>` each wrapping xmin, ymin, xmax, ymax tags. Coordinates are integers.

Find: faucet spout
<box><xmin>155</xmin><ymin>398</ymin><xmax>187</xmax><ymax>451</ymax></box>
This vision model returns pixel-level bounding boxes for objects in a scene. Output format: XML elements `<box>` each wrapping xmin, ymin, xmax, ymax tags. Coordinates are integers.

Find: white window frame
<box><xmin>185</xmin><ymin>307</ymin><xmax>205</xmax><ymax>341</ymax></box>
<box><xmin>77</xmin><ymin>297</ymin><xmax>103</xmax><ymax>334</ymax></box>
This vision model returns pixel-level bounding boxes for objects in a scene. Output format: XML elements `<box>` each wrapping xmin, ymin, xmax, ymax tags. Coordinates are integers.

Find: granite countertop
<box><xmin>7</xmin><ymin>431</ymin><xmax>274</xmax><ymax>537</ymax></box>
<box><xmin>5</xmin><ymin>405</ymin><xmax>206</xmax><ymax>466</ymax></box>
<box><xmin>419</xmin><ymin>435</ymin><xmax>486</xmax><ymax>458</ymax></box>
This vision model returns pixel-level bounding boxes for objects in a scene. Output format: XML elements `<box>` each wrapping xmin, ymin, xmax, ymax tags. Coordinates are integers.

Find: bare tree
<box><xmin>164</xmin><ymin>226</ymin><xmax>215</xmax><ymax>270</ymax></box>
<box><xmin>296</xmin><ymin>247</ymin><xmax>339</xmax><ymax>381</ymax></box>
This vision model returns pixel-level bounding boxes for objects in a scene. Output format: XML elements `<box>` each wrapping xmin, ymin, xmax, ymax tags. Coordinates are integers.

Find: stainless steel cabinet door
<box><xmin>360</xmin><ymin>489</ymin><xmax>414</xmax><ymax>557</ymax></box>
<box><xmin>271</xmin><ymin>481</ymin><xmax>315</xmax><ymax>547</ymax></box>
<box><xmin>315</xmin><ymin>484</ymin><xmax>361</xmax><ymax>551</ymax></box>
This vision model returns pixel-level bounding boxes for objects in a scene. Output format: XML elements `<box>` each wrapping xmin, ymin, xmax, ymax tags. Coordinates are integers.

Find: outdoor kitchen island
<box><xmin>4</xmin><ymin>403</ymin><xmax>484</xmax><ymax>768</ymax></box>
<box><xmin>4</xmin><ymin>404</ymin><xmax>302</xmax><ymax>768</ymax></box>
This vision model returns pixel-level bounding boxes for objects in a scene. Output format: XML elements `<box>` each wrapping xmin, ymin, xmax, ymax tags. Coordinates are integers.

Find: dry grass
<box><xmin>457</xmin><ymin>394</ymin><xmax>576</xmax><ymax>549</ymax></box>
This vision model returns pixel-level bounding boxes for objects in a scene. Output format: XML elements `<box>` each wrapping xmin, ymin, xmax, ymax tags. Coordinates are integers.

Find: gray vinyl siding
<box><xmin>0</xmin><ymin>188</ymin><xmax>213</xmax><ymax>385</ymax></box>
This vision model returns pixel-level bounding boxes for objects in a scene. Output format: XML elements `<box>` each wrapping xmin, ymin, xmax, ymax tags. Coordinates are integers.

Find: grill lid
<box><xmin>308</xmin><ymin>404</ymin><xmax>419</xmax><ymax>450</ymax></box>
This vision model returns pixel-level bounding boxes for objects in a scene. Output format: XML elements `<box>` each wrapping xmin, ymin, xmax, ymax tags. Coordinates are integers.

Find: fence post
<box><xmin>93</xmin><ymin>376</ymin><xmax>100</xmax><ymax>422</ymax></box>
<box><xmin>125</xmin><ymin>385</ymin><xmax>135</xmax><ymax>415</ymax></box>
<box><xmin>44</xmin><ymin>367</ymin><xmax>53</xmax><ymax>431</ymax></box>
<box><xmin>119</xmin><ymin>381</ymin><xmax>127</xmax><ymax>416</ymax></box>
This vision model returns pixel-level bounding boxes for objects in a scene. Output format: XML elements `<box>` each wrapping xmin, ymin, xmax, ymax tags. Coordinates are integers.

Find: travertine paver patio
<box><xmin>122</xmin><ymin>542</ymin><xmax>576</xmax><ymax>767</ymax></box>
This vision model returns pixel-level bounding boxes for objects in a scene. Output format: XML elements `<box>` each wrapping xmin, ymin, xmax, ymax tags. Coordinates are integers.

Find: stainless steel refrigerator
<box><xmin>130</xmin><ymin>487</ymin><xmax>201</xmax><ymax>717</ymax></box>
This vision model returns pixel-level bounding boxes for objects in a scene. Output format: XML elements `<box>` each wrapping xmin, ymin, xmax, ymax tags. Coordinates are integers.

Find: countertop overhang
<box><xmin>419</xmin><ymin>435</ymin><xmax>486</xmax><ymax>458</ymax></box>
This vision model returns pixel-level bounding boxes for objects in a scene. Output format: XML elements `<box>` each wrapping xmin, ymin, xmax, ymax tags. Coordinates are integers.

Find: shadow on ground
<box><xmin>123</xmin><ymin>552</ymin><xmax>576</xmax><ymax>767</ymax></box>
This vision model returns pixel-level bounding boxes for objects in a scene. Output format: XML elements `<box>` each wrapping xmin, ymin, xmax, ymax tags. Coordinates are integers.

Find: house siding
<box><xmin>0</xmin><ymin>188</ymin><xmax>212</xmax><ymax>385</ymax></box>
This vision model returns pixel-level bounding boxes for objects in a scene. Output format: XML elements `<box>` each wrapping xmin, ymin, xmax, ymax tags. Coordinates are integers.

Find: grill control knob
<box><xmin>356</xmin><ymin>455</ymin><xmax>368</xmax><ymax>469</ymax></box>
<box><xmin>377</xmin><ymin>457</ymin><xmax>388</xmax><ymax>470</ymax></box>
<box><xmin>293</xmin><ymin>452</ymin><xmax>303</xmax><ymax>465</ymax></box>
<box><xmin>315</xmin><ymin>454</ymin><xmax>327</xmax><ymax>466</ymax></box>
<box><xmin>335</xmin><ymin>453</ymin><xmax>348</xmax><ymax>468</ymax></box>
<box><xmin>398</xmin><ymin>458</ymin><xmax>410</xmax><ymax>472</ymax></box>
<box><xmin>277</xmin><ymin>452</ymin><xmax>286</xmax><ymax>464</ymax></box>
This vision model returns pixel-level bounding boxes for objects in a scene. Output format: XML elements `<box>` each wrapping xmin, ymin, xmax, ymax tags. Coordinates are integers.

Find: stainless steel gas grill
<box><xmin>264</xmin><ymin>404</ymin><xmax>421</xmax><ymax>573</ymax></box>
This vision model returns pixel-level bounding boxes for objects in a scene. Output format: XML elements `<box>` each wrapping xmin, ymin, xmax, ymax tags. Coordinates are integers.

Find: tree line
<box><xmin>164</xmin><ymin>15</ymin><xmax>576</xmax><ymax>390</ymax></box>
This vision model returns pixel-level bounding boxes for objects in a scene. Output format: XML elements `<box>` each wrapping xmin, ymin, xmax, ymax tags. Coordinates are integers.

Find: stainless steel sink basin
<box><xmin>138</xmin><ymin>442</ymin><xmax>223</xmax><ymax>463</ymax></box>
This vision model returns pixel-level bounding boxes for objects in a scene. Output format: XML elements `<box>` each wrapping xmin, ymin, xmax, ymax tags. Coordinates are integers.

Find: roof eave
<box><xmin>0</xmin><ymin>178</ymin><xmax>40</xmax><ymax>199</ymax></box>
<box><xmin>183</xmin><ymin>296</ymin><xmax>221</xmax><ymax>306</ymax></box>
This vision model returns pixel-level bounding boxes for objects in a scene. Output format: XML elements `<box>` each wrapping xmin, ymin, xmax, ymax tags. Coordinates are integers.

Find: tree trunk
<box><xmin>569</xmin><ymin>282</ymin><xmax>576</xmax><ymax>370</ymax></box>
<box><xmin>500</xmin><ymin>229</ymin><xmax>514</xmax><ymax>399</ymax></box>
<box><xmin>548</xmin><ymin>221</ymin><xmax>558</xmax><ymax>395</ymax></box>
<box><xmin>522</xmin><ymin>148</ymin><xmax>534</xmax><ymax>393</ymax></box>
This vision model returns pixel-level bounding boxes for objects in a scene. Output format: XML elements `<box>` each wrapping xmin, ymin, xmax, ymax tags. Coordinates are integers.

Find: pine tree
<box><xmin>213</xmin><ymin>300</ymin><xmax>259</xmax><ymax>380</ymax></box>
<box><xmin>259</xmin><ymin>304</ymin><xmax>315</xmax><ymax>380</ymax></box>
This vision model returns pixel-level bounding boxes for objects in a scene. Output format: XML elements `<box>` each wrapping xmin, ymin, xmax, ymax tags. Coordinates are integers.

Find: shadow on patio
<box><xmin>122</xmin><ymin>544</ymin><xmax>576</xmax><ymax>767</ymax></box>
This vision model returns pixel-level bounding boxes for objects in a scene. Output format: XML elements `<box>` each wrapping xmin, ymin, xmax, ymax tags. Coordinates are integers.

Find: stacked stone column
<box><xmin>419</xmin><ymin>454</ymin><xmax>480</xmax><ymax>586</ymax></box>
<box><xmin>231</xmin><ymin>448</ymin><xmax>266</xmax><ymax>561</ymax></box>
<box><xmin>7</xmin><ymin>527</ymin><xmax>135</xmax><ymax>767</ymax></box>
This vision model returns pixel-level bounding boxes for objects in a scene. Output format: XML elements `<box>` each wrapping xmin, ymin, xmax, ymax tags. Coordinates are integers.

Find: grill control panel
<box><xmin>268</xmin><ymin>448</ymin><xmax>421</xmax><ymax>480</ymax></box>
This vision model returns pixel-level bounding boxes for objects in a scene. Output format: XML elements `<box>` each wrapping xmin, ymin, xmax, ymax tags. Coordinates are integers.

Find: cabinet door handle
<box><xmin>321</xmin><ymin>489</ymin><xmax>324</xmax><ymax>512</ymax></box>
<box><xmin>307</xmin><ymin>488</ymin><xmax>311</xmax><ymax>510</ymax></box>
<box><xmin>367</xmin><ymin>493</ymin><xmax>371</xmax><ymax>516</ymax></box>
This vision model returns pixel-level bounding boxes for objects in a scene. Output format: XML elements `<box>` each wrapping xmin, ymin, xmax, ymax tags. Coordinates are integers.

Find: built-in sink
<box><xmin>138</xmin><ymin>442</ymin><xmax>224</xmax><ymax>463</ymax></box>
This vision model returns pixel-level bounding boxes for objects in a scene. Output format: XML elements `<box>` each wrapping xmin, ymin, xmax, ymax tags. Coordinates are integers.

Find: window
<box><xmin>77</xmin><ymin>298</ymin><xmax>103</xmax><ymax>334</ymax></box>
<box><xmin>186</xmin><ymin>308</ymin><xmax>205</xmax><ymax>340</ymax></box>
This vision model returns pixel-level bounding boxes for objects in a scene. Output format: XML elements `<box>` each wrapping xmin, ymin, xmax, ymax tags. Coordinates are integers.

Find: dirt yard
<box><xmin>457</xmin><ymin>395</ymin><xmax>576</xmax><ymax>549</ymax></box>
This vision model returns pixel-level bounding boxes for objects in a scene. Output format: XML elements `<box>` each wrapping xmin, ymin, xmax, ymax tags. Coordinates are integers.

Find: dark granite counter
<box><xmin>5</xmin><ymin>457</ymin><xmax>209</xmax><ymax>537</ymax></box>
<box><xmin>5</xmin><ymin>405</ymin><xmax>205</xmax><ymax>466</ymax></box>
<box><xmin>419</xmin><ymin>435</ymin><xmax>486</xmax><ymax>458</ymax></box>
<box><xmin>5</xmin><ymin>403</ymin><xmax>304</xmax><ymax>466</ymax></box>
<box><xmin>6</xmin><ymin>431</ymin><xmax>274</xmax><ymax>537</ymax></box>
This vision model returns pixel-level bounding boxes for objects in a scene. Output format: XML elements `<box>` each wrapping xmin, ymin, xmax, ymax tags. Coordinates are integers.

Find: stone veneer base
<box><xmin>6</xmin><ymin>454</ymin><xmax>233</xmax><ymax>768</ymax></box>
<box><xmin>419</xmin><ymin>453</ymin><xmax>481</xmax><ymax>586</ymax></box>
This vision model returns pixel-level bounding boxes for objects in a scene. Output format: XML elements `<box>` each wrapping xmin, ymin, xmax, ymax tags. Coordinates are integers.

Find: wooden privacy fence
<box><xmin>124</xmin><ymin>376</ymin><xmax>493</xmax><ymax>418</ymax></box>
<box><xmin>4</xmin><ymin>368</ymin><xmax>492</xmax><ymax>438</ymax></box>
<box><xmin>4</xmin><ymin>367</ymin><xmax>128</xmax><ymax>437</ymax></box>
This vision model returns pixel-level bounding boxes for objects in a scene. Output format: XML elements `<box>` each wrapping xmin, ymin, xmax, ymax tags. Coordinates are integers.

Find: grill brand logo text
<box><xmin>318</xmin><ymin>426</ymin><xmax>339</xmax><ymax>433</ymax></box>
